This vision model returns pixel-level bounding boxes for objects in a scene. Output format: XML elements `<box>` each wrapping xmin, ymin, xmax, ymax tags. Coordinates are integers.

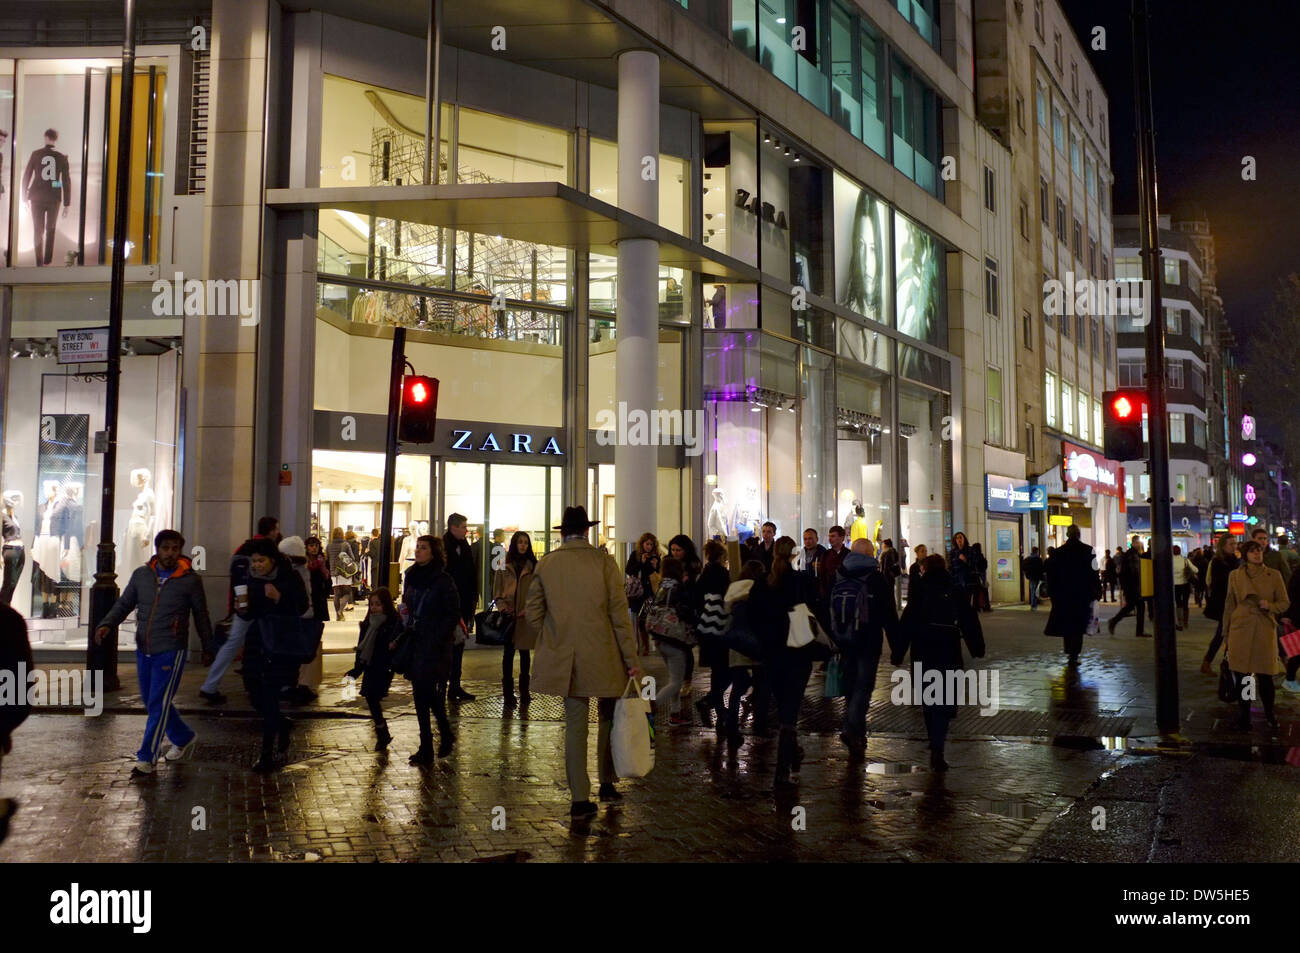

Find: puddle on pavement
<box><xmin>865</xmin><ymin>762</ymin><xmax>924</xmax><ymax>775</ymax></box>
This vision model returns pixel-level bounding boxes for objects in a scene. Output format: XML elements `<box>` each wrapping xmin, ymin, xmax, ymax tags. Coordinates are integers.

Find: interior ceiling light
<box><xmin>784</xmin><ymin>145</ymin><xmax>792</xmax><ymax>156</ymax></box>
<box><xmin>763</xmin><ymin>132</ymin><xmax>771</xmax><ymax>143</ymax></box>
<box><xmin>793</xmin><ymin>153</ymin><xmax>801</xmax><ymax>163</ymax></box>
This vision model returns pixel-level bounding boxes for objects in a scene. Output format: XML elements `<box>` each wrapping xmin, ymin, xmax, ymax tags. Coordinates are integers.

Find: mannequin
<box><xmin>32</xmin><ymin>481</ymin><xmax>62</xmax><ymax>617</ymax></box>
<box><xmin>732</xmin><ymin>485</ymin><xmax>761</xmax><ymax>545</ymax></box>
<box><xmin>417</xmin><ymin>520</ymin><xmax>429</xmax><ymax>537</ymax></box>
<box><xmin>398</xmin><ymin>521</ymin><xmax>419</xmax><ymax>568</ymax></box>
<box><xmin>120</xmin><ymin>467</ymin><xmax>155</xmax><ymax>572</ymax></box>
<box><xmin>59</xmin><ymin>483</ymin><xmax>84</xmax><ymax>593</ymax></box>
<box><xmin>1</xmin><ymin>490</ymin><xmax>25</xmax><ymax>608</ymax></box>
<box><xmin>706</xmin><ymin>488</ymin><xmax>730</xmax><ymax>540</ymax></box>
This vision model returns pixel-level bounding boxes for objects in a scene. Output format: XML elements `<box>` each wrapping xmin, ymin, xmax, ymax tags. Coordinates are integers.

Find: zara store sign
<box><xmin>450</xmin><ymin>429</ymin><xmax>563</xmax><ymax>455</ymax></box>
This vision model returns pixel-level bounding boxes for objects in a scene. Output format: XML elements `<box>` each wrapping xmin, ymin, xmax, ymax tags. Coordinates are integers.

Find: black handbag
<box><xmin>474</xmin><ymin>603</ymin><xmax>514</xmax><ymax>647</ymax></box>
<box><xmin>1217</xmin><ymin>658</ymin><xmax>1236</xmax><ymax>703</ymax></box>
<box><xmin>257</xmin><ymin>614</ymin><xmax>314</xmax><ymax>664</ymax></box>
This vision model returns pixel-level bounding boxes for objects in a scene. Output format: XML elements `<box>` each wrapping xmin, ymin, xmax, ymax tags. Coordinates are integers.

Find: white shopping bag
<box><xmin>611</xmin><ymin>678</ymin><xmax>655</xmax><ymax>778</ymax></box>
<box><xmin>1087</xmin><ymin>601</ymin><xmax>1101</xmax><ymax>636</ymax></box>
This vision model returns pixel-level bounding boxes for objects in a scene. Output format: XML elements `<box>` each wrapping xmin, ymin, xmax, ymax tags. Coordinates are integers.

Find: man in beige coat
<box><xmin>526</xmin><ymin>506</ymin><xmax>641</xmax><ymax>818</ymax></box>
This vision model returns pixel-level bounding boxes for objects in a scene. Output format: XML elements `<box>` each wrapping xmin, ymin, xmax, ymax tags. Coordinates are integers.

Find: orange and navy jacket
<box><xmin>98</xmin><ymin>555</ymin><xmax>214</xmax><ymax>655</ymax></box>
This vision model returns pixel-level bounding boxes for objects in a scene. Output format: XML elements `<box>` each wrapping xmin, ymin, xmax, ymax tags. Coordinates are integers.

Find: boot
<box><xmin>519</xmin><ymin>670</ymin><xmax>531</xmax><ymax>704</ymax></box>
<box><xmin>502</xmin><ymin>677</ymin><xmax>517</xmax><ymax>711</ymax></box>
<box><xmin>774</xmin><ymin>727</ymin><xmax>798</xmax><ymax>788</ymax></box>
<box><xmin>374</xmin><ymin>720</ymin><xmax>392</xmax><ymax>751</ymax></box>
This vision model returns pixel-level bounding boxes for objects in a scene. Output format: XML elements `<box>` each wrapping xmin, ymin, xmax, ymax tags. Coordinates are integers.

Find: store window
<box><xmin>837</xmin><ymin>317</ymin><xmax>891</xmax><ymax>373</ymax></box>
<box><xmin>311</xmin><ymin>451</ymin><xmax>432</xmax><ymax>552</ymax></box>
<box><xmin>458</xmin><ymin>107</ymin><xmax>570</xmax><ymax>185</ymax></box>
<box><xmin>703</xmin><ymin>121</ymin><xmax>759</xmax><ymax>267</ymax></box>
<box><xmin>757</xmin><ymin>131</ymin><xmax>825</xmax><ymax>289</ymax></box>
<box><xmin>2</xmin><ymin>286</ymin><xmax>181</xmax><ymax>634</ymax></box>
<box><xmin>898</xmin><ymin>382</ymin><xmax>951</xmax><ymax>558</ymax></box>
<box><xmin>589</xmin><ymin>137</ymin><xmax>689</xmax><ymax>237</ymax></box>
<box><xmin>589</xmin><ymin>328</ymin><xmax>686</xmax><ymax>463</ymax></box>
<box><xmin>7</xmin><ymin>56</ymin><xmax>168</xmax><ymax>267</ymax></box>
<box><xmin>702</xmin><ymin>282</ymin><xmax>759</xmax><ymax>330</ymax></box>
<box><xmin>320</xmin><ymin>74</ymin><xmax>449</xmax><ymax>188</ymax></box>
<box><xmin>890</xmin><ymin>58</ymin><xmax>942</xmax><ymax>196</ymax></box>
<box><xmin>836</xmin><ymin>359</ymin><xmax>892</xmax><ymax>542</ymax></box>
<box><xmin>895</xmin><ymin>211</ymin><xmax>946</xmax><ymax>380</ymax></box>
<box><xmin>859</xmin><ymin>17</ymin><xmax>888</xmax><ymax>157</ymax></box>
<box><xmin>833</xmin><ymin>172</ymin><xmax>891</xmax><ymax>327</ymax></box>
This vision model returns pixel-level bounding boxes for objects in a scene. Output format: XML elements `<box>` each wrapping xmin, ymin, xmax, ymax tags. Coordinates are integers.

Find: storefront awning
<box><xmin>266</xmin><ymin>182</ymin><xmax>762</xmax><ymax>282</ymax></box>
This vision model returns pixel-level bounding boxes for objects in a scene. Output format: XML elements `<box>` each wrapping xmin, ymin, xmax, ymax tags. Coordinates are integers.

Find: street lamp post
<box><xmin>87</xmin><ymin>0</ymin><xmax>137</xmax><ymax>692</ymax></box>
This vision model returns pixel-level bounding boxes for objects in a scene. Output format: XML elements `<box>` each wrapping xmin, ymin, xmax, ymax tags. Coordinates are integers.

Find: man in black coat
<box><xmin>1107</xmin><ymin>536</ymin><xmax>1146</xmax><ymax>637</ymax></box>
<box><xmin>443</xmin><ymin>514</ymin><xmax>478</xmax><ymax>701</ymax></box>
<box><xmin>1043</xmin><ymin>526</ymin><xmax>1102</xmax><ymax>666</ymax></box>
<box><xmin>1021</xmin><ymin>547</ymin><xmax>1045</xmax><ymax>610</ymax></box>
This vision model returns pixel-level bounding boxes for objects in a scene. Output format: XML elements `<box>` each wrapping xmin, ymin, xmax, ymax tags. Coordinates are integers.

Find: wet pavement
<box><xmin>3</xmin><ymin>604</ymin><xmax>1299</xmax><ymax>862</ymax></box>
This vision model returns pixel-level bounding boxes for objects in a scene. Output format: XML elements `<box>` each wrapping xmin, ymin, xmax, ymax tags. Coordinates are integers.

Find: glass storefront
<box><xmin>1</xmin><ymin>286</ymin><xmax>181</xmax><ymax>638</ymax></box>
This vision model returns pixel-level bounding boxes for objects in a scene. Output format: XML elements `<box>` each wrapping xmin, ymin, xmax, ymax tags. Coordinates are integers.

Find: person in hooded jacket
<box><xmin>762</xmin><ymin>536</ymin><xmax>818</xmax><ymax>788</ymax></box>
<box><xmin>238</xmin><ymin>537</ymin><xmax>308</xmax><ymax>772</ymax></box>
<box><xmin>398</xmin><ymin>535</ymin><xmax>463</xmax><ymax>764</ymax></box>
<box><xmin>834</xmin><ymin>538</ymin><xmax>898</xmax><ymax>759</ymax></box>
<box><xmin>891</xmin><ymin>554</ymin><xmax>985</xmax><ymax>771</ymax></box>
<box><xmin>348</xmin><ymin>587</ymin><xmax>401</xmax><ymax>750</ymax></box>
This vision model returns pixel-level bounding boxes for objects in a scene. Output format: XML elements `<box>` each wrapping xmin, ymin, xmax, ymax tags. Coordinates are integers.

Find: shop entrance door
<box><xmin>989</xmin><ymin>519</ymin><xmax>1021</xmax><ymax>604</ymax></box>
<box><xmin>440</xmin><ymin>461</ymin><xmax>562</xmax><ymax>612</ymax></box>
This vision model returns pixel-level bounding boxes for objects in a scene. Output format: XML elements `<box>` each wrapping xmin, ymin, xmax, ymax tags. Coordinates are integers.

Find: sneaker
<box><xmin>668</xmin><ymin>713</ymin><xmax>690</xmax><ymax>727</ymax></box>
<box><xmin>1283</xmin><ymin>680</ymin><xmax>1300</xmax><ymax>694</ymax></box>
<box><xmin>569</xmin><ymin>800</ymin><xmax>598</xmax><ymax>818</ymax></box>
<box><xmin>164</xmin><ymin>737</ymin><xmax>198</xmax><ymax>761</ymax></box>
<box><xmin>198</xmin><ymin>690</ymin><xmax>226</xmax><ymax>705</ymax></box>
<box><xmin>598</xmin><ymin>783</ymin><xmax>623</xmax><ymax>802</ymax></box>
<box><xmin>130</xmin><ymin>760</ymin><xmax>155</xmax><ymax>777</ymax></box>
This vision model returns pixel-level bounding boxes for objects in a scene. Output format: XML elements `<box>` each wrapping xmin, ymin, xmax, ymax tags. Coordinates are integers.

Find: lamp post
<box><xmin>87</xmin><ymin>0</ymin><xmax>137</xmax><ymax>692</ymax></box>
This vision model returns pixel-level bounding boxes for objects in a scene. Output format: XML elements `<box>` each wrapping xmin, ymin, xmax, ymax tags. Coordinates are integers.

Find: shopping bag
<box><xmin>474</xmin><ymin>604</ymin><xmax>514</xmax><ymax>646</ymax></box>
<box><xmin>824</xmin><ymin>657</ymin><xmax>846</xmax><ymax>698</ymax></box>
<box><xmin>786</xmin><ymin>603</ymin><xmax>817</xmax><ymax>648</ymax></box>
<box><xmin>611</xmin><ymin>678</ymin><xmax>655</xmax><ymax>778</ymax></box>
<box><xmin>1086</xmin><ymin>601</ymin><xmax>1101</xmax><ymax>637</ymax></box>
<box><xmin>1282</xmin><ymin>619</ymin><xmax>1300</xmax><ymax>659</ymax></box>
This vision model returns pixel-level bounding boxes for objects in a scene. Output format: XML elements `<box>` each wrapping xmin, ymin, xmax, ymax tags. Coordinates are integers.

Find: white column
<box><xmin>615</xmin><ymin>50</ymin><xmax>659</xmax><ymax>556</ymax></box>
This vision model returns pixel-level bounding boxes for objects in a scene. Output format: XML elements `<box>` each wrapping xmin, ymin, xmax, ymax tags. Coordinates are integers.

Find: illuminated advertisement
<box><xmin>894</xmin><ymin>211</ymin><xmax>946</xmax><ymax>382</ymax></box>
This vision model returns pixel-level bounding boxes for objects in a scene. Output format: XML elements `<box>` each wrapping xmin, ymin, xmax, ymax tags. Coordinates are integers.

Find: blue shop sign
<box><xmin>985</xmin><ymin>474</ymin><xmax>1046</xmax><ymax>514</ymax></box>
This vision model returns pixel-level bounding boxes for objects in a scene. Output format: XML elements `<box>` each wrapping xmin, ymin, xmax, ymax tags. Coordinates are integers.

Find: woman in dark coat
<box><xmin>1200</xmin><ymin>534</ymin><xmax>1240</xmax><ymax>674</ymax></box>
<box><xmin>761</xmin><ymin>536</ymin><xmax>819</xmax><ymax>789</ymax></box>
<box><xmin>348</xmin><ymin>587</ymin><xmax>401</xmax><ymax>750</ymax></box>
<box><xmin>891</xmin><ymin>555</ymin><xmax>985</xmax><ymax>771</ymax></box>
<box><xmin>694</xmin><ymin>539</ymin><xmax>732</xmax><ymax>731</ymax></box>
<box><xmin>624</xmin><ymin>533</ymin><xmax>661</xmax><ymax>656</ymax></box>
<box><xmin>241</xmin><ymin>538</ymin><xmax>309</xmax><ymax>772</ymax></box>
<box><xmin>948</xmin><ymin>532</ymin><xmax>976</xmax><ymax>607</ymax></box>
<box><xmin>398</xmin><ymin>535</ymin><xmax>462</xmax><ymax>765</ymax></box>
<box><xmin>666</xmin><ymin>534</ymin><xmax>702</xmax><ymax>722</ymax></box>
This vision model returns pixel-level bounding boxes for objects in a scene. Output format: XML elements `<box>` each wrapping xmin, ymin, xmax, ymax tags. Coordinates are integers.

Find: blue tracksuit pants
<box><xmin>136</xmin><ymin>649</ymin><xmax>195</xmax><ymax>764</ymax></box>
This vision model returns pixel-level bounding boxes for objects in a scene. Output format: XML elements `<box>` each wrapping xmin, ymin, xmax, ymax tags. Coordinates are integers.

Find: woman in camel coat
<box><xmin>1223</xmin><ymin>539</ymin><xmax>1289</xmax><ymax>731</ymax></box>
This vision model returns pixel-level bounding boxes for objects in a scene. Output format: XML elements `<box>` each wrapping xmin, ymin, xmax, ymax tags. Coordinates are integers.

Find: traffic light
<box><xmin>399</xmin><ymin>375</ymin><xmax>439</xmax><ymax>444</ymax></box>
<box><xmin>1102</xmin><ymin>389</ymin><xmax>1146</xmax><ymax>461</ymax></box>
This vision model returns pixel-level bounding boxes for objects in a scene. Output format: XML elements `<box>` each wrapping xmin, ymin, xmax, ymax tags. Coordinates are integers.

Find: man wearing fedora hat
<box><xmin>526</xmin><ymin>505</ymin><xmax>642</xmax><ymax>818</ymax></box>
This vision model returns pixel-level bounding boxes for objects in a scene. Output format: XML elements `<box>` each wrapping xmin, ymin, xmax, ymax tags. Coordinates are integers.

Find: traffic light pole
<box><xmin>1132</xmin><ymin>0</ymin><xmax>1179</xmax><ymax>731</ymax></box>
<box><xmin>376</xmin><ymin>327</ymin><xmax>406</xmax><ymax>589</ymax></box>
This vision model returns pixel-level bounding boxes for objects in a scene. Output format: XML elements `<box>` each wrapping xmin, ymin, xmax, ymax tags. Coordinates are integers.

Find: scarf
<box><xmin>358</xmin><ymin>613</ymin><xmax>387</xmax><ymax>666</ymax></box>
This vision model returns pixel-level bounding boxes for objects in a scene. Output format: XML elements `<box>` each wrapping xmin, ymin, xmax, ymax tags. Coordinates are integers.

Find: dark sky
<box><xmin>1061</xmin><ymin>0</ymin><xmax>1300</xmax><ymax>338</ymax></box>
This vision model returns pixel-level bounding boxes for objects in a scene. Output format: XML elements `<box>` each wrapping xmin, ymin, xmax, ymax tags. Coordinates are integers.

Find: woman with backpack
<box><xmin>326</xmin><ymin>526</ymin><xmax>357</xmax><ymax>621</ymax></box>
<box><xmin>890</xmin><ymin>554</ymin><xmax>985</xmax><ymax>771</ymax></box>
<box><xmin>492</xmin><ymin>530</ymin><xmax>538</xmax><ymax>711</ymax></box>
<box><xmin>1200</xmin><ymin>534</ymin><xmax>1239</xmax><ymax>675</ymax></box>
<box><xmin>397</xmin><ymin>535</ymin><xmax>462</xmax><ymax>764</ymax></box>
<box><xmin>646</xmin><ymin>556</ymin><xmax>698</xmax><ymax>727</ymax></box>
<box><xmin>347</xmin><ymin>587</ymin><xmax>401</xmax><ymax>750</ymax></box>
<box><xmin>694</xmin><ymin>539</ymin><xmax>732</xmax><ymax>732</ymax></box>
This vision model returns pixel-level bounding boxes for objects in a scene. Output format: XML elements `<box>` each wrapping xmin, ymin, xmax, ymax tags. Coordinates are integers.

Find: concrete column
<box><xmin>614</xmin><ymin>49</ymin><xmax>659</xmax><ymax>558</ymax></box>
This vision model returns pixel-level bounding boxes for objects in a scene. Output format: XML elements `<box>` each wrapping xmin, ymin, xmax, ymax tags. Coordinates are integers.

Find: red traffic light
<box><xmin>1111</xmin><ymin>394</ymin><xmax>1136</xmax><ymax>420</ymax></box>
<box><xmin>408</xmin><ymin>379</ymin><xmax>430</xmax><ymax>404</ymax></box>
<box><xmin>399</xmin><ymin>375</ymin><xmax>439</xmax><ymax>444</ymax></box>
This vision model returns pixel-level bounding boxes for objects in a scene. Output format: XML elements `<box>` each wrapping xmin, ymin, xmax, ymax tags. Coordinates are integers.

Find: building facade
<box><xmin>2</xmin><ymin>0</ymin><xmax>1090</xmax><ymax>642</ymax></box>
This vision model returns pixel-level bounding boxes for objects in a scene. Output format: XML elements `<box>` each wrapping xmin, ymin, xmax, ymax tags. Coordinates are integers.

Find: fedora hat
<box><xmin>554</xmin><ymin>505</ymin><xmax>599</xmax><ymax>534</ymax></box>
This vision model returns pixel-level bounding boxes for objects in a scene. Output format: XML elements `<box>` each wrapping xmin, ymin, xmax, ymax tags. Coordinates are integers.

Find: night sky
<box><xmin>1061</xmin><ymin>0</ymin><xmax>1300</xmax><ymax>347</ymax></box>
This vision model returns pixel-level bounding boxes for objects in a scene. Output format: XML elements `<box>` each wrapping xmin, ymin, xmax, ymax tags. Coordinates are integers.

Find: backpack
<box><xmin>829</xmin><ymin>573</ymin><xmax>870</xmax><ymax>646</ymax></box>
<box><xmin>337</xmin><ymin>546</ymin><xmax>358</xmax><ymax>578</ymax></box>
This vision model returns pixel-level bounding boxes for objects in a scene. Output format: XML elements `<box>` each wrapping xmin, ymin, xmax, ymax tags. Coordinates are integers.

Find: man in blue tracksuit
<box><xmin>96</xmin><ymin>530</ymin><xmax>213</xmax><ymax>777</ymax></box>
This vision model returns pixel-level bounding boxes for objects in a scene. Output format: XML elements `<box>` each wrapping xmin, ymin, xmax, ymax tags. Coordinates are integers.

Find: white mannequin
<box><xmin>417</xmin><ymin>520</ymin><xmax>429</xmax><ymax>537</ymax></box>
<box><xmin>707</xmin><ymin>488</ymin><xmax>729</xmax><ymax>539</ymax></box>
<box><xmin>61</xmin><ymin>483</ymin><xmax>84</xmax><ymax>584</ymax></box>
<box><xmin>398</xmin><ymin>521</ymin><xmax>419</xmax><ymax>567</ymax></box>
<box><xmin>120</xmin><ymin>467</ymin><xmax>154</xmax><ymax>572</ymax></box>
<box><xmin>32</xmin><ymin>481</ymin><xmax>61</xmax><ymax>583</ymax></box>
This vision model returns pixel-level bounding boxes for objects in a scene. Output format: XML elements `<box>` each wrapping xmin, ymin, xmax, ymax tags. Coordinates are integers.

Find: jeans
<box><xmin>502</xmin><ymin>638</ymin><xmax>531</xmax><ymax>696</ymax></box>
<box><xmin>412</xmin><ymin>678</ymin><xmax>451</xmax><ymax>750</ymax></box>
<box><xmin>1028</xmin><ymin>580</ymin><xmax>1040</xmax><ymax>609</ymax></box>
<box><xmin>563</xmin><ymin>696</ymin><xmax>615</xmax><ymax>802</ymax></box>
<box><xmin>841</xmin><ymin>644</ymin><xmax>882</xmax><ymax>737</ymax></box>
<box><xmin>135</xmin><ymin>649</ymin><xmax>194</xmax><ymax>763</ymax></box>
<box><xmin>451</xmin><ymin>639</ymin><xmax>467</xmax><ymax>692</ymax></box>
<box><xmin>201</xmin><ymin>613</ymin><xmax>250</xmax><ymax>693</ymax></box>
<box><xmin>1204</xmin><ymin>619</ymin><xmax>1224</xmax><ymax>665</ymax></box>
<box><xmin>0</xmin><ymin>546</ymin><xmax>24</xmax><ymax>607</ymax></box>
<box><xmin>656</xmin><ymin>640</ymin><xmax>690</xmax><ymax>715</ymax></box>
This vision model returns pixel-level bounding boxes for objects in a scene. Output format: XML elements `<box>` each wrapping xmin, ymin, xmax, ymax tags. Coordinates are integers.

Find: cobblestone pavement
<box><xmin>3</xmin><ymin>605</ymin><xmax>1295</xmax><ymax>862</ymax></box>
